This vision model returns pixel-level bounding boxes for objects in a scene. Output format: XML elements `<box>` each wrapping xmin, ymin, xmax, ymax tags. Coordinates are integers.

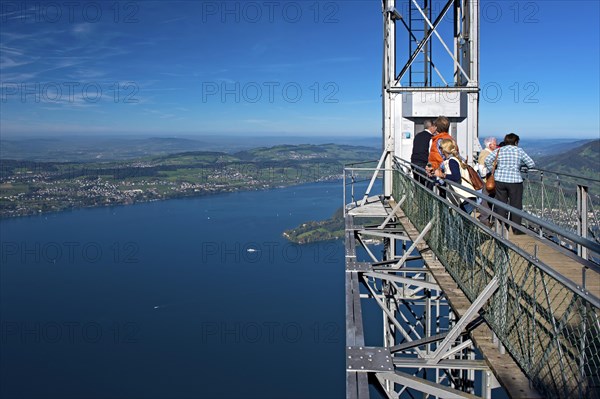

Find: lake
<box><xmin>0</xmin><ymin>182</ymin><xmax>347</xmax><ymax>399</ymax></box>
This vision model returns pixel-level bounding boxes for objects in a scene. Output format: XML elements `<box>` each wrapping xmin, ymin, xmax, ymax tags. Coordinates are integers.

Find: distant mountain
<box><xmin>0</xmin><ymin>135</ymin><xmax>380</xmax><ymax>162</ymax></box>
<box><xmin>535</xmin><ymin>140</ymin><xmax>599</xmax><ymax>180</ymax></box>
<box><xmin>2</xmin><ymin>135</ymin><xmax>593</xmax><ymax>165</ymax></box>
<box><xmin>519</xmin><ymin>139</ymin><xmax>595</xmax><ymax>158</ymax></box>
<box><xmin>234</xmin><ymin>143</ymin><xmax>379</xmax><ymax>163</ymax></box>
<box><xmin>0</xmin><ymin>137</ymin><xmax>212</xmax><ymax>162</ymax></box>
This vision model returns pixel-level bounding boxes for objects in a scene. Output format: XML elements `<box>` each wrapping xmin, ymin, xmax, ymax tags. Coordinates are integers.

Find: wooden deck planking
<box><xmin>508</xmin><ymin>231</ymin><xmax>600</xmax><ymax>299</ymax></box>
<box><xmin>347</xmin><ymin>196</ymin><xmax>390</xmax><ymax>217</ymax></box>
<box><xmin>475</xmin><ymin>229</ymin><xmax>596</xmax><ymax>396</ymax></box>
<box><xmin>393</xmin><ymin>205</ymin><xmax>543</xmax><ymax>399</ymax></box>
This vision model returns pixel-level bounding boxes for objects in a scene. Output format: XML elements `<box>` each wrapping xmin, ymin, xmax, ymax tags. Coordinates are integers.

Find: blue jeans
<box><xmin>460</xmin><ymin>192</ymin><xmax>482</xmax><ymax>215</ymax></box>
<box><xmin>461</xmin><ymin>200</ymin><xmax>476</xmax><ymax>215</ymax></box>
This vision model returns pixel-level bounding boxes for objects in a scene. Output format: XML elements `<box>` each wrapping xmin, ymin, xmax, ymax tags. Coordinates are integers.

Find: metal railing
<box><xmin>387</xmin><ymin>159</ymin><xmax>600</xmax><ymax>398</ymax></box>
<box><xmin>522</xmin><ymin>168</ymin><xmax>600</xmax><ymax>250</ymax></box>
<box><xmin>343</xmin><ymin>160</ymin><xmax>384</xmax><ymax>212</ymax></box>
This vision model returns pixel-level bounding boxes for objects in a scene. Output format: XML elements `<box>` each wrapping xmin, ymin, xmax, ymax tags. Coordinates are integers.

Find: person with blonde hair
<box><xmin>477</xmin><ymin>136</ymin><xmax>497</xmax><ymax>227</ymax></box>
<box><xmin>434</xmin><ymin>138</ymin><xmax>481</xmax><ymax>214</ymax></box>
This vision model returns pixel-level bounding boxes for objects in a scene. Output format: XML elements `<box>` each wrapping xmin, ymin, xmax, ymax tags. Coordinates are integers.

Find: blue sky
<box><xmin>1</xmin><ymin>0</ymin><xmax>598</xmax><ymax>139</ymax></box>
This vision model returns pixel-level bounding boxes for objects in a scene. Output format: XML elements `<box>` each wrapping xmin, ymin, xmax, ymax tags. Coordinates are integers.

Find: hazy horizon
<box><xmin>1</xmin><ymin>133</ymin><xmax>598</xmax><ymax>141</ymax></box>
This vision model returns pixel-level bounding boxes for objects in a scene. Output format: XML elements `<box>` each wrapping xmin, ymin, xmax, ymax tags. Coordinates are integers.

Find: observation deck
<box><xmin>350</xmin><ymin>1</ymin><xmax>599</xmax><ymax>396</ymax></box>
<box><xmin>343</xmin><ymin>158</ymin><xmax>600</xmax><ymax>398</ymax></box>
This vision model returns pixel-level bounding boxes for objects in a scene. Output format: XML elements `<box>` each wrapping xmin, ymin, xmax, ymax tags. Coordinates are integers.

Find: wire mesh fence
<box><xmin>392</xmin><ymin>167</ymin><xmax>600</xmax><ymax>399</ymax></box>
<box><xmin>523</xmin><ymin>169</ymin><xmax>600</xmax><ymax>244</ymax></box>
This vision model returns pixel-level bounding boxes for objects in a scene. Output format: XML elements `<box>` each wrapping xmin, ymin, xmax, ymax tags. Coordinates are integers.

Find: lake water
<box><xmin>0</xmin><ymin>182</ymin><xmax>347</xmax><ymax>399</ymax></box>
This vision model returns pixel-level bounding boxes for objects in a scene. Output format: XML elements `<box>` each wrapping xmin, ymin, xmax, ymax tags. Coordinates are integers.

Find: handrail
<box><xmin>521</xmin><ymin>168</ymin><xmax>600</xmax><ymax>251</ymax></box>
<box><xmin>344</xmin><ymin>161</ymin><xmax>600</xmax><ymax>298</ymax></box>
<box><xmin>385</xmin><ymin>167</ymin><xmax>600</xmax><ymax>398</ymax></box>
<box><xmin>393</xmin><ymin>156</ymin><xmax>600</xmax><ymax>259</ymax></box>
<box><xmin>344</xmin><ymin>159</ymin><xmax>382</xmax><ymax>167</ymax></box>
<box><xmin>343</xmin><ymin>157</ymin><xmax>600</xmax><ymax>397</ymax></box>
<box><xmin>344</xmin><ymin>167</ymin><xmax>395</xmax><ymax>171</ymax></box>
<box><xmin>342</xmin><ymin>158</ymin><xmax>600</xmax><ymax>257</ymax></box>
<box><xmin>529</xmin><ymin>167</ymin><xmax>600</xmax><ymax>184</ymax></box>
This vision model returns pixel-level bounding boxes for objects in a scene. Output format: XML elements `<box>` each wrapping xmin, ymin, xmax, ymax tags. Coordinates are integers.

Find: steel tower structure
<box><xmin>345</xmin><ymin>2</ymin><xmax>600</xmax><ymax>398</ymax></box>
<box><xmin>346</xmin><ymin>4</ymin><xmax>498</xmax><ymax>396</ymax></box>
<box><xmin>382</xmin><ymin>0</ymin><xmax>479</xmax><ymax>196</ymax></box>
<box><xmin>346</xmin><ymin>1</ymin><xmax>520</xmax><ymax>397</ymax></box>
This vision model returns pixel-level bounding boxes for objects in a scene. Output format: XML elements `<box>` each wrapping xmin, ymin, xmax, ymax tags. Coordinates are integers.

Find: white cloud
<box><xmin>72</xmin><ymin>23</ymin><xmax>94</xmax><ymax>36</ymax></box>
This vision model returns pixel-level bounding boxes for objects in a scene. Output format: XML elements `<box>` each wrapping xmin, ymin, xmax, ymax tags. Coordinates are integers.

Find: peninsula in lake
<box><xmin>283</xmin><ymin>207</ymin><xmax>345</xmax><ymax>244</ymax></box>
<box><xmin>283</xmin><ymin>207</ymin><xmax>386</xmax><ymax>244</ymax></box>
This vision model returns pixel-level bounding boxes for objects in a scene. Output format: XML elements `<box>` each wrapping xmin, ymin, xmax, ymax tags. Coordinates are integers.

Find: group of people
<box><xmin>410</xmin><ymin>116</ymin><xmax>535</xmax><ymax>234</ymax></box>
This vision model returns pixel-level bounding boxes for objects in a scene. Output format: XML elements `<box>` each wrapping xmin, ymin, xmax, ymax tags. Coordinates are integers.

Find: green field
<box><xmin>0</xmin><ymin>144</ymin><xmax>380</xmax><ymax>218</ymax></box>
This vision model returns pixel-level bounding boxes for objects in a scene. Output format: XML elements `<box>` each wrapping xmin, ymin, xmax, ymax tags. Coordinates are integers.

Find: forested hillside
<box><xmin>535</xmin><ymin>139</ymin><xmax>599</xmax><ymax>180</ymax></box>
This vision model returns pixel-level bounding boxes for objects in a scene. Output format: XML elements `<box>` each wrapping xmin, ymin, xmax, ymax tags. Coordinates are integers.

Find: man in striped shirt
<box><xmin>484</xmin><ymin>133</ymin><xmax>535</xmax><ymax>234</ymax></box>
